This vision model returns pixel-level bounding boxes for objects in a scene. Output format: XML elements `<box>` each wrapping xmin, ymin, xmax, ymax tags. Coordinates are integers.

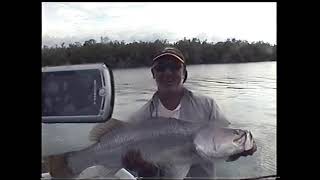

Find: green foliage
<box><xmin>42</xmin><ymin>37</ymin><xmax>276</xmax><ymax>68</ymax></box>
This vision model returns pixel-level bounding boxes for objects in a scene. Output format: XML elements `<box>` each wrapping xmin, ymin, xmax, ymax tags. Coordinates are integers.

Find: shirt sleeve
<box><xmin>209</xmin><ymin>98</ymin><xmax>231</xmax><ymax>127</ymax></box>
<box><xmin>187</xmin><ymin>99</ymin><xmax>230</xmax><ymax>178</ymax></box>
<box><xmin>127</xmin><ymin>100</ymin><xmax>153</xmax><ymax>123</ymax></box>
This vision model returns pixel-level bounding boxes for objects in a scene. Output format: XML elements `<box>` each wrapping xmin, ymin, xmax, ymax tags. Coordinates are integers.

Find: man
<box><xmin>48</xmin><ymin>47</ymin><xmax>256</xmax><ymax>178</ymax></box>
<box><xmin>123</xmin><ymin>47</ymin><xmax>233</xmax><ymax>178</ymax></box>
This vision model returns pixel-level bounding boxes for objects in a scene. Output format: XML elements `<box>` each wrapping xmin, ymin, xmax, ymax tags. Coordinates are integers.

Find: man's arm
<box><xmin>186</xmin><ymin>98</ymin><xmax>230</xmax><ymax>178</ymax></box>
<box><xmin>209</xmin><ymin>98</ymin><xmax>231</xmax><ymax>127</ymax></box>
<box><xmin>208</xmin><ymin>99</ymin><xmax>257</xmax><ymax>162</ymax></box>
<box><xmin>122</xmin><ymin>149</ymin><xmax>160</xmax><ymax>177</ymax></box>
<box><xmin>226</xmin><ymin>142</ymin><xmax>257</xmax><ymax>162</ymax></box>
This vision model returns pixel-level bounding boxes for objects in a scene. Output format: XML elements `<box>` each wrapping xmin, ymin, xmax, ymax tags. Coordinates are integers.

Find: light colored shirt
<box><xmin>152</xmin><ymin>100</ymin><xmax>181</xmax><ymax>119</ymax></box>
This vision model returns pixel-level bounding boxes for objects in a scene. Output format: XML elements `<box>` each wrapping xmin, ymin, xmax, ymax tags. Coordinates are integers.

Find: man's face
<box><xmin>152</xmin><ymin>56</ymin><xmax>185</xmax><ymax>93</ymax></box>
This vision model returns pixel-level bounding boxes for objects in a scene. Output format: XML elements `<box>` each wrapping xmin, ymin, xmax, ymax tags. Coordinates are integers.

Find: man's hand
<box><xmin>226</xmin><ymin>142</ymin><xmax>257</xmax><ymax>162</ymax></box>
<box><xmin>122</xmin><ymin>149</ymin><xmax>159</xmax><ymax>177</ymax></box>
<box><xmin>48</xmin><ymin>154</ymin><xmax>75</xmax><ymax>178</ymax></box>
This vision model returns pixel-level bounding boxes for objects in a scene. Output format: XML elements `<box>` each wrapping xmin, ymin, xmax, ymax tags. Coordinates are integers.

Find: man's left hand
<box><xmin>122</xmin><ymin>149</ymin><xmax>159</xmax><ymax>177</ymax></box>
<box><xmin>226</xmin><ymin>142</ymin><xmax>257</xmax><ymax>162</ymax></box>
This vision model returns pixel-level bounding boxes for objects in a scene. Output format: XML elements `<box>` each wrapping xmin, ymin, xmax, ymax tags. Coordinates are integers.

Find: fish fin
<box><xmin>89</xmin><ymin>118</ymin><xmax>127</xmax><ymax>142</ymax></box>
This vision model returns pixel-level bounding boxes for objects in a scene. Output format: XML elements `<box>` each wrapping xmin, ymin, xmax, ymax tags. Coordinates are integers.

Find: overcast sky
<box><xmin>42</xmin><ymin>2</ymin><xmax>276</xmax><ymax>47</ymax></box>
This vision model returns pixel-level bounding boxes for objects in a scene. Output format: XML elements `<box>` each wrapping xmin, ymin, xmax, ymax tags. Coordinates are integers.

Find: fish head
<box><xmin>193</xmin><ymin>127</ymin><xmax>255</xmax><ymax>160</ymax></box>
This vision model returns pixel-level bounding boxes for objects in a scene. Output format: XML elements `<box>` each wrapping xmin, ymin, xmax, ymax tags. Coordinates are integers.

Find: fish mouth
<box><xmin>233</xmin><ymin>131</ymin><xmax>246</xmax><ymax>144</ymax></box>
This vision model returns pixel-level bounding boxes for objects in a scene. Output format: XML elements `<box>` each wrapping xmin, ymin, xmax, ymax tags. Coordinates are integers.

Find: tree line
<box><xmin>42</xmin><ymin>37</ymin><xmax>276</xmax><ymax>68</ymax></box>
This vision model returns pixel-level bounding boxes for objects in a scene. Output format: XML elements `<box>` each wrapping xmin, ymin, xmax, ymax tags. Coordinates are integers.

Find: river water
<box><xmin>112</xmin><ymin>61</ymin><xmax>277</xmax><ymax>179</ymax></box>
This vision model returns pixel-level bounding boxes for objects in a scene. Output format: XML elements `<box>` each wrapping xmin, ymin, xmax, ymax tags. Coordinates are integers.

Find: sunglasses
<box><xmin>153</xmin><ymin>62</ymin><xmax>182</xmax><ymax>72</ymax></box>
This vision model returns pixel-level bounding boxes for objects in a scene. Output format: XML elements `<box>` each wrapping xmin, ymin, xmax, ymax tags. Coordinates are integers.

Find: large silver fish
<box><xmin>65</xmin><ymin>117</ymin><xmax>256</xmax><ymax>177</ymax></box>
